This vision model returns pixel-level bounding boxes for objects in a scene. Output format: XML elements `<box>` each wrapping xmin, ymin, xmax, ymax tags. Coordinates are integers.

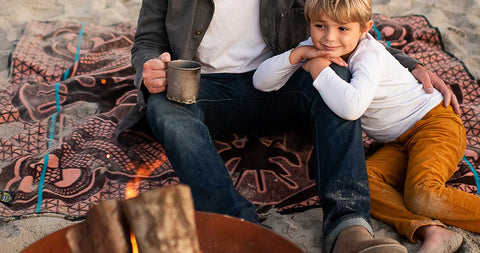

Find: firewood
<box><xmin>66</xmin><ymin>199</ymin><xmax>129</xmax><ymax>253</ymax></box>
<box><xmin>121</xmin><ymin>185</ymin><xmax>200</xmax><ymax>253</ymax></box>
<box><xmin>65</xmin><ymin>184</ymin><xmax>200</xmax><ymax>253</ymax></box>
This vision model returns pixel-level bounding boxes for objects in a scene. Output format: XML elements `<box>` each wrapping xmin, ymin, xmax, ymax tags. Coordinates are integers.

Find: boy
<box><xmin>253</xmin><ymin>0</ymin><xmax>480</xmax><ymax>252</ymax></box>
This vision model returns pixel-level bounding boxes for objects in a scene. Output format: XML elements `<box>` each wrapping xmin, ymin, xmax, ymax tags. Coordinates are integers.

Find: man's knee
<box><xmin>147</xmin><ymin>96</ymin><xmax>205</xmax><ymax>138</ymax></box>
<box><xmin>330</xmin><ymin>63</ymin><xmax>352</xmax><ymax>82</ymax></box>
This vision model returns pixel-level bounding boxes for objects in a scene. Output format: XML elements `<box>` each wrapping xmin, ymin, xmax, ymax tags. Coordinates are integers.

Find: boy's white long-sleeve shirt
<box><xmin>253</xmin><ymin>33</ymin><xmax>443</xmax><ymax>142</ymax></box>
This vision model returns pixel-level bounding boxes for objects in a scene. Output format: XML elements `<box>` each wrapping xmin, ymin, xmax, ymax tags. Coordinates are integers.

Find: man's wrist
<box><xmin>413</xmin><ymin>63</ymin><xmax>423</xmax><ymax>70</ymax></box>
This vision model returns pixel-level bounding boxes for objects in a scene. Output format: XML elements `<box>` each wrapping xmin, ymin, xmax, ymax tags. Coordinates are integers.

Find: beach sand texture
<box><xmin>0</xmin><ymin>0</ymin><xmax>479</xmax><ymax>252</ymax></box>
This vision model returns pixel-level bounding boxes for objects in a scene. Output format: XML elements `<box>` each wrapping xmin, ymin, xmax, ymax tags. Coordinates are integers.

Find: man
<box><xmin>115</xmin><ymin>0</ymin><xmax>459</xmax><ymax>252</ymax></box>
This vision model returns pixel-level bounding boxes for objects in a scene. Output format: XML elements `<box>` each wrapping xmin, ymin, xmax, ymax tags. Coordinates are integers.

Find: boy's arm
<box><xmin>313</xmin><ymin>69</ymin><xmax>376</xmax><ymax>121</ymax></box>
<box><xmin>312</xmin><ymin>46</ymin><xmax>383</xmax><ymax>120</ymax></box>
<box><xmin>253</xmin><ymin>39</ymin><xmax>346</xmax><ymax>92</ymax></box>
<box><xmin>253</xmin><ymin>49</ymin><xmax>302</xmax><ymax>92</ymax></box>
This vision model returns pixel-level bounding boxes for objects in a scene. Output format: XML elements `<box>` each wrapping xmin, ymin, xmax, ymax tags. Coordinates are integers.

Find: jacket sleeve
<box><xmin>386</xmin><ymin>46</ymin><xmax>419</xmax><ymax>72</ymax></box>
<box><xmin>131</xmin><ymin>0</ymin><xmax>171</xmax><ymax>90</ymax></box>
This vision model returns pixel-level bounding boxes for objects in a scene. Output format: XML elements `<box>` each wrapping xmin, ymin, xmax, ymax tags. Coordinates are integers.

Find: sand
<box><xmin>0</xmin><ymin>0</ymin><xmax>479</xmax><ymax>252</ymax></box>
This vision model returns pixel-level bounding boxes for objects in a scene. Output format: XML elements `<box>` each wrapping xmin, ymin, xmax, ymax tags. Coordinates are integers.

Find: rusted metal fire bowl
<box><xmin>22</xmin><ymin>211</ymin><xmax>304</xmax><ymax>253</ymax></box>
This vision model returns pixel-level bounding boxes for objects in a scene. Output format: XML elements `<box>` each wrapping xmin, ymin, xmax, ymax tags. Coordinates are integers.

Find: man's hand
<box><xmin>143</xmin><ymin>52</ymin><xmax>171</xmax><ymax>94</ymax></box>
<box><xmin>411</xmin><ymin>64</ymin><xmax>461</xmax><ymax>115</ymax></box>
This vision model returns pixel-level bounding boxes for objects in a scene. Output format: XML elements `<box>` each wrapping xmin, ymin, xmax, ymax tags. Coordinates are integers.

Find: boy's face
<box><xmin>309</xmin><ymin>13</ymin><xmax>372</xmax><ymax>59</ymax></box>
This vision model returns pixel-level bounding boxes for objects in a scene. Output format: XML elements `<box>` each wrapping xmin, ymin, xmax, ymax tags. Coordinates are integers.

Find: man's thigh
<box><xmin>197</xmin><ymin>71</ymin><xmax>314</xmax><ymax>138</ymax></box>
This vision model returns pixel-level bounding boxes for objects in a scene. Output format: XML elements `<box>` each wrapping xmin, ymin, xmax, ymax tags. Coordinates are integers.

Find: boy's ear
<box><xmin>362</xmin><ymin>20</ymin><xmax>374</xmax><ymax>37</ymax></box>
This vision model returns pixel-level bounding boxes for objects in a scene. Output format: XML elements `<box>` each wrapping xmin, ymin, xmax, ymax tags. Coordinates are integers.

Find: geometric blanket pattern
<box><xmin>0</xmin><ymin>15</ymin><xmax>479</xmax><ymax>220</ymax></box>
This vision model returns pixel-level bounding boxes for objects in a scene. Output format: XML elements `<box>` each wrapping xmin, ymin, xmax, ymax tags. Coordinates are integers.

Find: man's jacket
<box><xmin>115</xmin><ymin>0</ymin><xmax>418</xmax><ymax>143</ymax></box>
<box><xmin>115</xmin><ymin>0</ymin><xmax>310</xmax><ymax>142</ymax></box>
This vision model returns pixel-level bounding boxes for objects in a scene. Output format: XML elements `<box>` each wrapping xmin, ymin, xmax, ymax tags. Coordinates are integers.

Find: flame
<box><xmin>124</xmin><ymin>154</ymin><xmax>168</xmax><ymax>199</ymax></box>
<box><xmin>130</xmin><ymin>231</ymin><xmax>139</xmax><ymax>253</ymax></box>
<box><xmin>125</xmin><ymin>178</ymin><xmax>140</xmax><ymax>199</ymax></box>
<box><xmin>125</xmin><ymin>160</ymin><xmax>166</xmax><ymax>252</ymax></box>
<box><xmin>125</xmin><ymin>165</ymin><xmax>154</xmax><ymax>199</ymax></box>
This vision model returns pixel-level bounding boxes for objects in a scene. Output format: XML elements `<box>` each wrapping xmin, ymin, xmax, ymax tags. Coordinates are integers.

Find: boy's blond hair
<box><xmin>305</xmin><ymin>0</ymin><xmax>372</xmax><ymax>29</ymax></box>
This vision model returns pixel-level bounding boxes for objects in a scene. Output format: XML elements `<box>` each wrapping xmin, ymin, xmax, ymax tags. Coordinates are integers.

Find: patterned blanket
<box><xmin>1</xmin><ymin>15</ymin><xmax>479</xmax><ymax>220</ymax></box>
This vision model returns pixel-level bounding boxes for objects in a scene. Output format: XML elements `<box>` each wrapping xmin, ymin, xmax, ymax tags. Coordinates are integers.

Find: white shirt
<box><xmin>195</xmin><ymin>0</ymin><xmax>274</xmax><ymax>74</ymax></box>
<box><xmin>253</xmin><ymin>33</ymin><xmax>443</xmax><ymax>142</ymax></box>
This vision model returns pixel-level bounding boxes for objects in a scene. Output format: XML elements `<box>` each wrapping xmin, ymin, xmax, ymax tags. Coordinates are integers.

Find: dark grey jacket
<box><xmin>115</xmin><ymin>0</ymin><xmax>418</xmax><ymax>142</ymax></box>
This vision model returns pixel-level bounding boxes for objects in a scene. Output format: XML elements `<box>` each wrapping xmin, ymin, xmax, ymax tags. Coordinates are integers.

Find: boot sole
<box><xmin>358</xmin><ymin>244</ymin><xmax>407</xmax><ymax>253</ymax></box>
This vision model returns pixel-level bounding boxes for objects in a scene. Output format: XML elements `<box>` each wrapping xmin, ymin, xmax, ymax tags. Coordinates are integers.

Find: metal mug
<box><xmin>166</xmin><ymin>60</ymin><xmax>201</xmax><ymax>104</ymax></box>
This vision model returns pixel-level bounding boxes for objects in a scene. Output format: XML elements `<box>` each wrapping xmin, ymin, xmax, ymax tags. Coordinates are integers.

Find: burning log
<box><xmin>66</xmin><ymin>184</ymin><xmax>200</xmax><ymax>253</ymax></box>
<box><xmin>122</xmin><ymin>185</ymin><xmax>200</xmax><ymax>253</ymax></box>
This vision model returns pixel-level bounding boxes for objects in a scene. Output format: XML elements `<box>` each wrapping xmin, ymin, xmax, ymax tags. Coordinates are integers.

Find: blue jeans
<box><xmin>146</xmin><ymin>69</ymin><xmax>372</xmax><ymax>252</ymax></box>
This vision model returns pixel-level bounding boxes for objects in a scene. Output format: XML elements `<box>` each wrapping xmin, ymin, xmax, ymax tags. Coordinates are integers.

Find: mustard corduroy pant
<box><xmin>367</xmin><ymin>103</ymin><xmax>480</xmax><ymax>242</ymax></box>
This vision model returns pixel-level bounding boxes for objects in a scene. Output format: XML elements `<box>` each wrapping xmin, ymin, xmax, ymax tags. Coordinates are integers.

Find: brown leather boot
<box><xmin>332</xmin><ymin>226</ymin><xmax>407</xmax><ymax>253</ymax></box>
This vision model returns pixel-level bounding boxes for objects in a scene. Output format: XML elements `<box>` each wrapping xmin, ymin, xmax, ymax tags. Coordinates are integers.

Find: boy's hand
<box><xmin>143</xmin><ymin>52</ymin><xmax>171</xmax><ymax>94</ymax></box>
<box><xmin>290</xmin><ymin>46</ymin><xmax>346</xmax><ymax>67</ymax></box>
<box><xmin>302</xmin><ymin>57</ymin><xmax>332</xmax><ymax>80</ymax></box>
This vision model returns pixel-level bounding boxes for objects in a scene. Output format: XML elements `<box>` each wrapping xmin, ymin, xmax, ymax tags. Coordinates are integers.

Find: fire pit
<box><xmin>22</xmin><ymin>185</ymin><xmax>304</xmax><ymax>253</ymax></box>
